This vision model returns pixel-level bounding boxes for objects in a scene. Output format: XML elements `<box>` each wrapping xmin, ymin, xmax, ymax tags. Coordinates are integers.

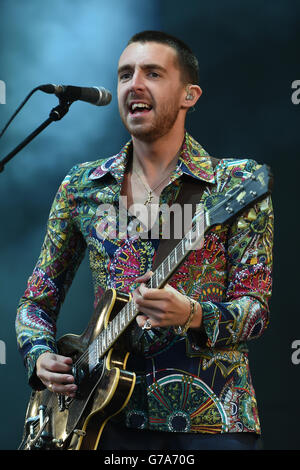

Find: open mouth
<box><xmin>129</xmin><ymin>102</ymin><xmax>153</xmax><ymax>115</ymax></box>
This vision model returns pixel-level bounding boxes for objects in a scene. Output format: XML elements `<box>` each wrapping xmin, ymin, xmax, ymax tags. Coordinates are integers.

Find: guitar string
<box><xmin>27</xmin><ymin>173</ymin><xmax>264</xmax><ymax>438</ymax></box>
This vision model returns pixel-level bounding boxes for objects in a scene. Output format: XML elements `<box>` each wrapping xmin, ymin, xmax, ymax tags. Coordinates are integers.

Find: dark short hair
<box><xmin>127</xmin><ymin>30</ymin><xmax>199</xmax><ymax>85</ymax></box>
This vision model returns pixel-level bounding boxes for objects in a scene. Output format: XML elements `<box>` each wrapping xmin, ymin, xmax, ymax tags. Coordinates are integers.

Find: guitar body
<box><xmin>19</xmin><ymin>289</ymin><xmax>136</xmax><ymax>450</ymax></box>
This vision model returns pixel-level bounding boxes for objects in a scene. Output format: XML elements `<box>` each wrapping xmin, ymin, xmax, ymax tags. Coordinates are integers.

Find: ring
<box><xmin>142</xmin><ymin>318</ymin><xmax>152</xmax><ymax>330</ymax></box>
<box><xmin>48</xmin><ymin>382</ymin><xmax>53</xmax><ymax>391</ymax></box>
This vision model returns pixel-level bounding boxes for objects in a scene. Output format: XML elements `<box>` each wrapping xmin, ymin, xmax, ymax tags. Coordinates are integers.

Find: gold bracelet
<box><xmin>173</xmin><ymin>298</ymin><xmax>197</xmax><ymax>336</ymax></box>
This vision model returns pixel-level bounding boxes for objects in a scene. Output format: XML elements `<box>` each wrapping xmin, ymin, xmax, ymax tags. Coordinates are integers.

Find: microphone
<box><xmin>38</xmin><ymin>84</ymin><xmax>112</xmax><ymax>106</ymax></box>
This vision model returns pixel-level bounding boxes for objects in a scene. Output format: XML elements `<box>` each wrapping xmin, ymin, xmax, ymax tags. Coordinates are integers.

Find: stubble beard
<box><xmin>120</xmin><ymin>100</ymin><xmax>181</xmax><ymax>143</ymax></box>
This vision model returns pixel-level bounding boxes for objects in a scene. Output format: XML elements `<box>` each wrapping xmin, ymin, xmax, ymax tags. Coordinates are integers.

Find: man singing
<box><xmin>16</xmin><ymin>31</ymin><xmax>273</xmax><ymax>450</ymax></box>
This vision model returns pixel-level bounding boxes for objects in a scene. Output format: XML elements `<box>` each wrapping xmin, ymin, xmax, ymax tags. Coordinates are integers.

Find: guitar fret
<box><xmin>96</xmin><ymin>338</ymin><xmax>99</xmax><ymax>361</ymax></box>
<box><xmin>101</xmin><ymin>335</ymin><xmax>105</xmax><ymax>355</ymax></box>
<box><xmin>102</xmin><ymin>329</ymin><xmax>107</xmax><ymax>351</ymax></box>
<box><xmin>126</xmin><ymin>305</ymin><xmax>130</xmax><ymax>323</ymax></box>
<box><xmin>117</xmin><ymin>312</ymin><xmax>121</xmax><ymax>333</ymax></box>
<box><xmin>88</xmin><ymin>345</ymin><xmax>92</xmax><ymax>372</ymax></box>
<box><xmin>176</xmin><ymin>244</ymin><xmax>180</xmax><ymax>260</ymax></box>
<box><xmin>163</xmin><ymin>260</ymin><xmax>168</xmax><ymax>278</ymax></box>
<box><xmin>107</xmin><ymin>322</ymin><xmax>112</xmax><ymax>345</ymax></box>
<box><xmin>88</xmin><ymin>343</ymin><xmax>97</xmax><ymax>372</ymax></box>
<box><xmin>185</xmin><ymin>230</ymin><xmax>192</xmax><ymax>250</ymax></box>
<box><xmin>153</xmin><ymin>271</ymin><xmax>158</xmax><ymax>289</ymax></box>
<box><xmin>181</xmin><ymin>239</ymin><xmax>185</xmax><ymax>256</ymax></box>
<box><xmin>170</xmin><ymin>251</ymin><xmax>176</xmax><ymax>268</ymax></box>
<box><xmin>113</xmin><ymin>317</ymin><xmax>119</xmax><ymax>336</ymax></box>
<box><xmin>130</xmin><ymin>301</ymin><xmax>135</xmax><ymax>320</ymax></box>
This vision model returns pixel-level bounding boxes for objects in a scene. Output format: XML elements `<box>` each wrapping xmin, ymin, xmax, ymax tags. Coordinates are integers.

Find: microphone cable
<box><xmin>0</xmin><ymin>86</ymin><xmax>42</xmax><ymax>140</ymax></box>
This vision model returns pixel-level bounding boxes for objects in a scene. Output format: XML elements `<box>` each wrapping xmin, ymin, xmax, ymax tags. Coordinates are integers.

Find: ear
<box><xmin>182</xmin><ymin>84</ymin><xmax>202</xmax><ymax>110</ymax></box>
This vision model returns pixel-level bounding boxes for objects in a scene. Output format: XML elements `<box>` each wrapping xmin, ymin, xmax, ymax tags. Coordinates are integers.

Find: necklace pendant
<box><xmin>144</xmin><ymin>192</ymin><xmax>153</xmax><ymax>205</ymax></box>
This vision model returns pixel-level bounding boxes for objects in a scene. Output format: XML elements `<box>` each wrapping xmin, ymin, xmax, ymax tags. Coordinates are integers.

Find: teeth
<box><xmin>131</xmin><ymin>103</ymin><xmax>151</xmax><ymax>111</ymax></box>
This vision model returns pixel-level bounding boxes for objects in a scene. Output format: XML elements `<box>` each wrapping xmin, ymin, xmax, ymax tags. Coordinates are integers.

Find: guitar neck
<box><xmin>148</xmin><ymin>221</ymin><xmax>207</xmax><ymax>290</ymax></box>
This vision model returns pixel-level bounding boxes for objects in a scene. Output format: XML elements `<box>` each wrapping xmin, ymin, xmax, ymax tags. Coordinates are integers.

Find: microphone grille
<box><xmin>94</xmin><ymin>87</ymin><xmax>112</xmax><ymax>106</ymax></box>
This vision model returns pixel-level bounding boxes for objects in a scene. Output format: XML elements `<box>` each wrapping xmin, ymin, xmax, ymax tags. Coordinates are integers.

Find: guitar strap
<box><xmin>151</xmin><ymin>156</ymin><xmax>219</xmax><ymax>271</ymax></box>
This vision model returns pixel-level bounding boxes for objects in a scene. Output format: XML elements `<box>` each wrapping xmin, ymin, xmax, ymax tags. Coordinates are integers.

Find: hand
<box><xmin>132</xmin><ymin>271</ymin><xmax>202</xmax><ymax>330</ymax></box>
<box><xmin>36</xmin><ymin>352</ymin><xmax>77</xmax><ymax>397</ymax></box>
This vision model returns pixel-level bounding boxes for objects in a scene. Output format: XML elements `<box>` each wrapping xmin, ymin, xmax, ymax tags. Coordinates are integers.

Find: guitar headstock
<box><xmin>206</xmin><ymin>164</ymin><xmax>273</xmax><ymax>227</ymax></box>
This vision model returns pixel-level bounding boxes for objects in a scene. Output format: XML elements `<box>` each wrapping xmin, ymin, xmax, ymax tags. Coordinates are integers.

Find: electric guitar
<box><xmin>19</xmin><ymin>164</ymin><xmax>272</xmax><ymax>450</ymax></box>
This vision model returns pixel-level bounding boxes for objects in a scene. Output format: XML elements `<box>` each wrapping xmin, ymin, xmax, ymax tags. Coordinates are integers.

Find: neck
<box><xmin>131</xmin><ymin>126</ymin><xmax>185</xmax><ymax>179</ymax></box>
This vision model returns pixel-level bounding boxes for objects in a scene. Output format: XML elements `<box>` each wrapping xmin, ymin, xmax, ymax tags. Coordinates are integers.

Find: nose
<box><xmin>129</xmin><ymin>69</ymin><xmax>146</xmax><ymax>94</ymax></box>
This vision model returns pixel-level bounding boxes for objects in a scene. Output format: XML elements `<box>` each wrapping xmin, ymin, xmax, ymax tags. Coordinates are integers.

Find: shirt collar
<box><xmin>88</xmin><ymin>132</ymin><xmax>216</xmax><ymax>184</ymax></box>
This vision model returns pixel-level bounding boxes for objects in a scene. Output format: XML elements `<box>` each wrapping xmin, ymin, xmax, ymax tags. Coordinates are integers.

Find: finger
<box><xmin>38</xmin><ymin>352</ymin><xmax>73</xmax><ymax>368</ymax></box>
<box><xmin>39</xmin><ymin>369</ymin><xmax>75</xmax><ymax>391</ymax></box>
<box><xmin>136</xmin><ymin>314</ymin><xmax>160</xmax><ymax>329</ymax></box>
<box><xmin>132</xmin><ymin>279</ymin><xmax>152</xmax><ymax>306</ymax></box>
<box><xmin>46</xmin><ymin>370</ymin><xmax>77</xmax><ymax>397</ymax></box>
<box><xmin>137</xmin><ymin>308</ymin><xmax>169</xmax><ymax>327</ymax></box>
<box><xmin>135</xmin><ymin>270</ymin><xmax>153</xmax><ymax>284</ymax></box>
<box><xmin>44</xmin><ymin>355</ymin><xmax>73</xmax><ymax>373</ymax></box>
<box><xmin>138</xmin><ymin>284</ymin><xmax>173</xmax><ymax>301</ymax></box>
<box><xmin>135</xmin><ymin>296</ymin><xmax>168</xmax><ymax>314</ymax></box>
<box><xmin>49</xmin><ymin>381</ymin><xmax>77</xmax><ymax>397</ymax></box>
<box><xmin>46</xmin><ymin>376</ymin><xmax>75</xmax><ymax>390</ymax></box>
<box><xmin>47</xmin><ymin>371</ymin><xmax>75</xmax><ymax>384</ymax></box>
<box><xmin>136</xmin><ymin>314</ymin><xmax>148</xmax><ymax>328</ymax></box>
<box><xmin>131</xmin><ymin>287</ymin><xmax>142</xmax><ymax>304</ymax></box>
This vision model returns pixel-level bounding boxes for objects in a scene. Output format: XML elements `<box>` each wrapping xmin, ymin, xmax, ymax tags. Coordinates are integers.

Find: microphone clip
<box><xmin>49</xmin><ymin>98</ymin><xmax>73</xmax><ymax>121</ymax></box>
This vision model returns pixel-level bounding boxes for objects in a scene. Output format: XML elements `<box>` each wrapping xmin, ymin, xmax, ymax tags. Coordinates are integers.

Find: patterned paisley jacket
<box><xmin>16</xmin><ymin>132</ymin><xmax>273</xmax><ymax>435</ymax></box>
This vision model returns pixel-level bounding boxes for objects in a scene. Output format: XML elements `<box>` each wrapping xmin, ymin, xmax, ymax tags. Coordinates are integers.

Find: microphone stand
<box><xmin>0</xmin><ymin>98</ymin><xmax>73</xmax><ymax>173</ymax></box>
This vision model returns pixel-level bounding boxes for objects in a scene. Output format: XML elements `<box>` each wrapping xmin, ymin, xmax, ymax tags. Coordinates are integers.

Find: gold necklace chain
<box><xmin>132</xmin><ymin>168</ymin><xmax>173</xmax><ymax>205</ymax></box>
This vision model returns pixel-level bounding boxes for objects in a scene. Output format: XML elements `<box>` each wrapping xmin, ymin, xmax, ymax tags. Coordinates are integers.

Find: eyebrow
<box><xmin>118</xmin><ymin>63</ymin><xmax>168</xmax><ymax>76</ymax></box>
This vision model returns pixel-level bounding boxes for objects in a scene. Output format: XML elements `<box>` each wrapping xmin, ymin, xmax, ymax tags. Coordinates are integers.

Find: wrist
<box><xmin>189</xmin><ymin>301</ymin><xmax>202</xmax><ymax>329</ymax></box>
<box><xmin>173</xmin><ymin>297</ymin><xmax>201</xmax><ymax>335</ymax></box>
<box><xmin>36</xmin><ymin>350</ymin><xmax>53</xmax><ymax>371</ymax></box>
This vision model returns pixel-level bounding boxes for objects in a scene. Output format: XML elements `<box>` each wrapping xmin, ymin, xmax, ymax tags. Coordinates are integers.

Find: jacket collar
<box><xmin>89</xmin><ymin>132</ymin><xmax>216</xmax><ymax>184</ymax></box>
